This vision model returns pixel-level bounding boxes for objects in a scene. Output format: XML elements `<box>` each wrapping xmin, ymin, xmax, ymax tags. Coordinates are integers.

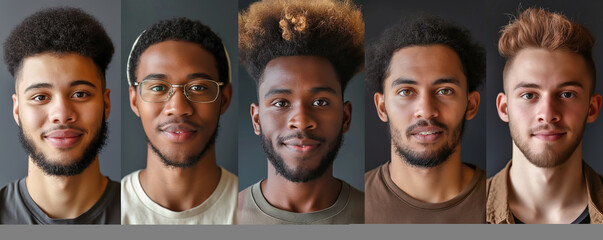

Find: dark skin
<box><xmin>129</xmin><ymin>40</ymin><xmax>232</xmax><ymax>211</ymax></box>
<box><xmin>249</xmin><ymin>55</ymin><xmax>352</xmax><ymax>213</ymax></box>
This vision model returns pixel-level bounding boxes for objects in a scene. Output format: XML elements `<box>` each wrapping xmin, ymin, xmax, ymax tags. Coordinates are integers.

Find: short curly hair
<box><xmin>3</xmin><ymin>7</ymin><xmax>114</xmax><ymax>88</ymax></box>
<box><xmin>239</xmin><ymin>0</ymin><xmax>364</xmax><ymax>90</ymax></box>
<box><xmin>366</xmin><ymin>15</ymin><xmax>486</xmax><ymax>94</ymax></box>
<box><xmin>127</xmin><ymin>17</ymin><xmax>230</xmax><ymax>87</ymax></box>
<box><xmin>499</xmin><ymin>8</ymin><xmax>595</xmax><ymax>93</ymax></box>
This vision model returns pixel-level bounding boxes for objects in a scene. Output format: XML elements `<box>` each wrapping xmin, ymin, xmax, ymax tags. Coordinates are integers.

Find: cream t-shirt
<box><xmin>121</xmin><ymin>167</ymin><xmax>237</xmax><ymax>224</ymax></box>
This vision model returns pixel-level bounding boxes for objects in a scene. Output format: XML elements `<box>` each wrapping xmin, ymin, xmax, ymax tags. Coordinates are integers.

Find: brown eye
<box><xmin>312</xmin><ymin>99</ymin><xmax>329</xmax><ymax>106</ymax></box>
<box><xmin>398</xmin><ymin>89</ymin><xmax>413</xmax><ymax>96</ymax></box>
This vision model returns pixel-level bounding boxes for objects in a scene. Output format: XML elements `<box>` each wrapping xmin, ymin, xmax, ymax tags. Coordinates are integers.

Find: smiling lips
<box><xmin>44</xmin><ymin>129</ymin><xmax>84</xmax><ymax>148</ymax></box>
<box><xmin>282</xmin><ymin>138</ymin><xmax>321</xmax><ymax>153</ymax></box>
<box><xmin>532</xmin><ymin>130</ymin><xmax>566</xmax><ymax>142</ymax></box>
<box><xmin>410</xmin><ymin>126</ymin><xmax>444</xmax><ymax>143</ymax></box>
<box><xmin>160</xmin><ymin>123</ymin><xmax>198</xmax><ymax>142</ymax></box>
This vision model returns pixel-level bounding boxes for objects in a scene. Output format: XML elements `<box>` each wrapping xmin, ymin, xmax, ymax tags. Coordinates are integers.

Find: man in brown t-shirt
<box><xmin>364</xmin><ymin>15</ymin><xmax>487</xmax><ymax>223</ymax></box>
<box><xmin>488</xmin><ymin>8</ymin><xmax>603</xmax><ymax>224</ymax></box>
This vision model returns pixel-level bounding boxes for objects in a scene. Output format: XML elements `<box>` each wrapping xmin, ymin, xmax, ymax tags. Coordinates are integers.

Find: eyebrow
<box><xmin>70</xmin><ymin>80</ymin><xmax>97</xmax><ymax>89</ymax></box>
<box><xmin>513</xmin><ymin>81</ymin><xmax>584</xmax><ymax>90</ymax></box>
<box><xmin>391</xmin><ymin>78</ymin><xmax>460</xmax><ymax>87</ymax></box>
<box><xmin>142</xmin><ymin>73</ymin><xmax>167</xmax><ymax>81</ymax></box>
<box><xmin>188</xmin><ymin>73</ymin><xmax>215</xmax><ymax>80</ymax></box>
<box><xmin>24</xmin><ymin>83</ymin><xmax>52</xmax><ymax>93</ymax></box>
<box><xmin>265</xmin><ymin>88</ymin><xmax>292</xmax><ymax>98</ymax></box>
<box><xmin>309</xmin><ymin>87</ymin><xmax>337</xmax><ymax>95</ymax></box>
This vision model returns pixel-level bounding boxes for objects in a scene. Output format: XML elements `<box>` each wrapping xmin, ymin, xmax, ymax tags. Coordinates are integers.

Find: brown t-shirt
<box><xmin>365</xmin><ymin>162</ymin><xmax>486</xmax><ymax>223</ymax></box>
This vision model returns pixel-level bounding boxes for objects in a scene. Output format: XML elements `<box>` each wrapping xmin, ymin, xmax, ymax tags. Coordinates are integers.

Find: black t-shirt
<box><xmin>0</xmin><ymin>177</ymin><xmax>120</xmax><ymax>224</ymax></box>
<box><xmin>513</xmin><ymin>207</ymin><xmax>590</xmax><ymax>224</ymax></box>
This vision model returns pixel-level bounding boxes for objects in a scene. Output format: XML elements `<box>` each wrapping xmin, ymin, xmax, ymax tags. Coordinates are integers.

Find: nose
<box><xmin>164</xmin><ymin>87</ymin><xmax>194</xmax><ymax>117</ymax></box>
<box><xmin>287</xmin><ymin>103</ymin><xmax>317</xmax><ymax>131</ymax></box>
<box><xmin>49</xmin><ymin>96</ymin><xmax>76</xmax><ymax>124</ymax></box>
<box><xmin>537</xmin><ymin>95</ymin><xmax>560</xmax><ymax>123</ymax></box>
<box><xmin>414</xmin><ymin>93</ymin><xmax>439</xmax><ymax>120</ymax></box>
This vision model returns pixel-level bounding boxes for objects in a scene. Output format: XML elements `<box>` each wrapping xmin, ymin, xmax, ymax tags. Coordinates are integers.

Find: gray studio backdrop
<box><xmin>486</xmin><ymin>0</ymin><xmax>603</xmax><ymax>177</ymax></box>
<box><xmin>0</xmin><ymin>0</ymin><xmax>121</xmax><ymax>187</ymax></box>
<box><xmin>121</xmin><ymin>0</ymin><xmax>238</xmax><ymax>177</ymax></box>
<box><xmin>364</xmin><ymin>0</ymin><xmax>488</xmax><ymax>172</ymax></box>
<box><xmin>237</xmin><ymin>0</ymin><xmax>365</xmax><ymax>191</ymax></box>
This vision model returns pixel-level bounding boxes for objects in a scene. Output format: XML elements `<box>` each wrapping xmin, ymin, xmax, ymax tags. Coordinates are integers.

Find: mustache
<box><xmin>405</xmin><ymin>119</ymin><xmax>448</xmax><ymax>136</ymax></box>
<box><xmin>156</xmin><ymin>118</ymin><xmax>200</xmax><ymax>130</ymax></box>
<box><xmin>530</xmin><ymin>124</ymin><xmax>568</xmax><ymax>133</ymax></box>
<box><xmin>40</xmin><ymin>124</ymin><xmax>88</xmax><ymax>135</ymax></box>
<box><xmin>277</xmin><ymin>131</ymin><xmax>326</xmax><ymax>144</ymax></box>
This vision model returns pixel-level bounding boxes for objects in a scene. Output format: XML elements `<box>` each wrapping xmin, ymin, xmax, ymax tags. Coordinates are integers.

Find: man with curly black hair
<box><xmin>0</xmin><ymin>7</ymin><xmax>118</xmax><ymax>224</ymax></box>
<box><xmin>121</xmin><ymin>17</ymin><xmax>236</xmax><ymax>224</ymax></box>
<box><xmin>364</xmin><ymin>15</ymin><xmax>487</xmax><ymax>223</ymax></box>
<box><xmin>237</xmin><ymin>0</ymin><xmax>364</xmax><ymax>224</ymax></box>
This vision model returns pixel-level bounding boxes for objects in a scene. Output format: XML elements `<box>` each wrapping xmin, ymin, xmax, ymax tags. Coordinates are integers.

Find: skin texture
<box><xmin>496</xmin><ymin>48</ymin><xmax>601</xmax><ymax>223</ymax></box>
<box><xmin>129</xmin><ymin>40</ymin><xmax>232</xmax><ymax>211</ymax></box>
<box><xmin>12</xmin><ymin>53</ymin><xmax>110</xmax><ymax>219</ymax></box>
<box><xmin>374</xmin><ymin>45</ymin><xmax>479</xmax><ymax>203</ymax></box>
<box><xmin>250</xmin><ymin>55</ymin><xmax>351</xmax><ymax>212</ymax></box>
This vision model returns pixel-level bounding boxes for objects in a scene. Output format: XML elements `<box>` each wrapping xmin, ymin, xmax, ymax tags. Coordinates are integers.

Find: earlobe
<box><xmin>219</xmin><ymin>84</ymin><xmax>233</xmax><ymax>115</ymax></box>
<box><xmin>104</xmin><ymin>89</ymin><xmax>111</xmax><ymax>120</ymax></box>
<box><xmin>12</xmin><ymin>94</ymin><xmax>20</xmax><ymax>126</ymax></box>
<box><xmin>465</xmin><ymin>91</ymin><xmax>480</xmax><ymax>120</ymax></box>
<box><xmin>374</xmin><ymin>92</ymin><xmax>388</xmax><ymax>122</ymax></box>
<box><xmin>251</xmin><ymin>103</ymin><xmax>261</xmax><ymax>135</ymax></box>
<box><xmin>129</xmin><ymin>86</ymin><xmax>141</xmax><ymax>117</ymax></box>
<box><xmin>342</xmin><ymin>101</ymin><xmax>352</xmax><ymax>132</ymax></box>
<box><xmin>586</xmin><ymin>93</ymin><xmax>602</xmax><ymax>123</ymax></box>
<box><xmin>496</xmin><ymin>92</ymin><xmax>509</xmax><ymax>122</ymax></box>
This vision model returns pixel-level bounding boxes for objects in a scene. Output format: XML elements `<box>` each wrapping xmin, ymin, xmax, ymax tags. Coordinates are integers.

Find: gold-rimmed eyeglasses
<box><xmin>133</xmin><ymin>79</ymin><xmax>224</xmax><ymax>103</ymax></box>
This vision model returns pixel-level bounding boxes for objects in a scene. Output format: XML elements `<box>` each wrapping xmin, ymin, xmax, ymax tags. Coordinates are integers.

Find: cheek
<box><xmin>19</xmin><ymin>105</ymin><xmax>46</xmax><ymax>128</ymax></box>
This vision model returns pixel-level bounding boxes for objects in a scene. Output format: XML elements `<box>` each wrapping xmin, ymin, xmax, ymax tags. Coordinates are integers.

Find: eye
<box><xmin>436</xmin><ymin>88</ymin><xmax>453</xmax><ymax>96</ymax></box>
<box><xmin>312</xmin><ymin>99</ymin><xmax>329</xmax><ymax>107</ymax></box>
<box><xmin>272</xmin><ymin>99</ymin><xmax>289</xmax><ymax>108</ymax></box>
<box><xmin>520</xmin><ymin>92</ymin><xmax>535</xmax><ymax>100</ymax></box>
<box><xmin>397</xmin><ymin>89</ymin><xmax>413</xmax><ymax>96</ymax></box>
<box><xmin>149</xmin><ymin>85</ymin><xmax>168</xmax><ymax>92</ymax></box>
<box><xmin>188</xmin><ymin>84</ymin><xmax>208</xmax><ymax>92</ymax></box>
<box><xmin>72</xmin><ymin>91</ymin><xmax>89</xmax><ymax>98</ymax></box>
<box><xmin>32</xmin><ymin>94</ymin><xmax>49</xmax><ymax>101</ymax></box>
<box><xmin>560</xmin><ymin>91</ymin><xmax>575</xmax><ymax>99</ymax></box>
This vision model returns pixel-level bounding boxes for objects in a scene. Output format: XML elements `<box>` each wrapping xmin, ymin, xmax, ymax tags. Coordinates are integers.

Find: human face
<box><xmin>497</xmin><ymin>48</ymin><xmax>601</xmax><ymax>168</ymax></box>
<box><xmin>251</xmin><ymin>56</ymin><xmax>352</xmax><ymax>182</ymax></box>
<box><xmin>12</xmin><ymin>53</ymin><xmax>110</xmax><ymax>176</ymax></box>
<box><xmin>129</xmin><ymin>40</ymin><xmax>231</xmax><ymax>168</ymax></box>
<box><xmin>374</xmin><ymin>45</ymin><xmax>479</xmax><ymax>168</ymax></box>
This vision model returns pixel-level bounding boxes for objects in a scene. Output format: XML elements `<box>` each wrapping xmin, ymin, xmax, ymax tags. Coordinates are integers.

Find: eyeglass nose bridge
<box><xmin>166</xmin><ymin>84</ymin><xmax>189</xmax><ymax>101</ymax></box>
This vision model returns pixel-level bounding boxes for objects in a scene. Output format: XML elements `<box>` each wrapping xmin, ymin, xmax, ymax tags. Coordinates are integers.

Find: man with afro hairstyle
<box><xmin>121</xmin><ymin>17</ymin><xmax>236</xmax><ymax>224</ymax></box>
<box><xmin>488</xmin><ymin>8</ymin><xmax>603</xmax><ymax>224</ymax></box>
<box><xmin>0</xmin><ymin>7</ymin><xmax>118</xmax><ymax>224</ymax></box>
<box><xmin>238</xmin><ymin>0</ymin><xmax>364</xmax><ymax>224</ymax></box>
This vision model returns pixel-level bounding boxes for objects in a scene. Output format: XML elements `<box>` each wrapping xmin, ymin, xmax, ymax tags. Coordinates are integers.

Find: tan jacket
<box><xmin>486</xmin><ymin>160</ymin><xmax>603</xmax><ymax>224</ymax></box>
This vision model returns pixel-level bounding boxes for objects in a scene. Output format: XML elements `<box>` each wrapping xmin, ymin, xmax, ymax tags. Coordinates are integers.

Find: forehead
<box><xmin>386</xmin><ymin>44</ymin><xmax>466</xmax><ymax>87</ymax></box>
<box><xmin>18</xmin><ymin>53</ymin><xmax>101</xmax><ymax>91</ymax></box>
<box><xmin>505</xmin><ymin>48</ymin><xmax>591</xmax><ymax>90</ymax></box>
<box><xmin>137</xmin><ymin>40</ymin><xmax>218</xmax><ymax>81</ymax></box>
<box><xmin>259</xmin><ymin>55</ymin><xmax>341</xmax><ymax>97</ymax></box>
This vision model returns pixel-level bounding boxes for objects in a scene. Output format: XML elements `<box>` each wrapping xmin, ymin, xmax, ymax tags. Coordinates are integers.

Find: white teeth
<box><xmin>418</xmin><ymin>131</ymin><xmax>438</xmax><ymax>135</ymax></box>
<box><xmin>175</xmin><ymin>131</ymin><xmax>182</xmax><ymax>134</ymax></box>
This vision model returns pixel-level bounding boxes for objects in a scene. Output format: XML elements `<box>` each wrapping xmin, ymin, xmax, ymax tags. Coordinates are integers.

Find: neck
<box><xmin>389</xmin><ymin>145</ymin><xmax>474</xmax><ymax>203</ymax></box>
<box><xmin>26</xmin><ymin>156</ymin><xmax>107</xmax><ymax>219</ymax></box>
<box><xmin>140</xmin><ymin>144</ymin><xmax>221</xmax><ymax>212</ymax></box>
<box><xmin>262</xmin><ymin>161</ymin><xmax>341</xmax><ymax>213</ymax></box>
<box><xmin>508</xmin><ymin>141</ymin><xmax>587</xmax><ymax>223</ymax></box>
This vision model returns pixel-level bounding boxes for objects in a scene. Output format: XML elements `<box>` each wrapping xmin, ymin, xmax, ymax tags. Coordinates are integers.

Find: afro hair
<box><xmin>239</xmin><ymin>0</ymin><xmax>364</xmax><ymax>90</ymax></box>
<box><xmin>366</xmin><ymin>15</ymin><xmax>486</xmax><ymax>94</ymax></box>
<box><xmin>127</xmin><ymin>17</ymin><xmax>230</xmax><ymax>87</ymax></box>
<box><xmin>4</xmin><ymin>7</ymin><xmax>114</xmax><ymax>85</ymax></box>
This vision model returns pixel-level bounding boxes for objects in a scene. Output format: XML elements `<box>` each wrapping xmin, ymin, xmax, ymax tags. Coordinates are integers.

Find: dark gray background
<box><xmin>364</xmin><ymin>0</ymin><xmax>488</xmax><ymax>172</ymax></box>
<box><xmin>0</xmin><ymin>0</ymin><xmax>121</xmax><ymax>187</ymax></box>
<box><xmin>237</xmin><ymin>0</ymin><xmax>365</xmax><ymax>191</ymax></box>
<box><xmin>485</xmin><ymin>0</ymin><xmax>603</xmax><ymax>177</ymax></box>
<box><xmin>121</xmin><ymin>0</ymin><xmax>238</xmax><ymax>177</ymax></box>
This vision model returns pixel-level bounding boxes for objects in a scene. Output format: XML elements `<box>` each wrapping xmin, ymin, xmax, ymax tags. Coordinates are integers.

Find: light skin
<box><xmin>374</xmin><ymin>45</ymin><xmax>479</xmax><ymax>203</ymax></box>
<box><xmin>129</xmin><ymin>40</ymin><xmax>232</xmax><ymax>212</ymax></box>
<box><xmin>250</xmin><ymin>55</ymin><xmax>352</xmax><ymax>212</ymax></box>
<box><xmin>12</xmin><ymin>53</ymin><xmax>110</xmax><ymax>219</ymax></box>
<box><xmin>496</xmin><ymin>48</ymin><xmax>601</xmax><ymax>223</ymax></box>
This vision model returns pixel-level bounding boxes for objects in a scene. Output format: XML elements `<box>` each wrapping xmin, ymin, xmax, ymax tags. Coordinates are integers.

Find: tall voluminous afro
<box><xmin>239</xmin><ymin>0</ymin><xmax>364</xmax><ymax>90</ymax></box>
<box><xmin>127</xmin><ymin>17</ymin><xmax>230</xmax><ymax>87</ymax></box>
<box><xmin>366</xmin><ymin>15</ymin><xmax>486</xmax><ymax>94</ymax></box>
<box><xmin>3</xmin><ymin>7</ymin><xmax>114</xmax><ymax>85</ymax></box>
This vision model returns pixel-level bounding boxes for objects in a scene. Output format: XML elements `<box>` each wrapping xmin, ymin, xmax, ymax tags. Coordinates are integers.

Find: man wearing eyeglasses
<box><xmin>120</xmin><ymin>18</ymin><xmax>236</xmax><ymax>224</ymax></box>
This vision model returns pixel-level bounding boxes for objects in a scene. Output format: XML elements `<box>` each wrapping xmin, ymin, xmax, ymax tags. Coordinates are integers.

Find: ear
<box><xmin>586</xmin><ymin>93</ymin><xmax>602</xmax><ymax>123</ymax></box>
<box><xmin>342</xmin><ymin>101</ymin><xmax>352</xmax><ymax>132</ymax></box>
<box><xmin>496</xmin><ymin>92</ymin><xmax>509</xmax><ymax>122</ymax></box>
<box><xmin>129</xmin><ymin>86</ymin><xmax>140</xmax><ymax>117</ymax></box>
<box><xmin>12</xmin><ymin>94</ymin><xmax>20</xmax><ymax>126</ymax></box>
<box><xmin>103</xmin><ymin>89</ymin><xmax>111</xmax><ymax>120</ymax></box>
<box><xmin>219</xmin><ymin>84</ymin><xmax>233</xmax><ymax>115</ymax></box>
<box><xmin>465</xmin><ymin>91</ymin><xmax>480</xmax><ymax>120</ymax></box>
<box><xmin>374</xmin><ymin>92</ymin><xmax>388</xmax><ymax>122</ymax></box>
<box><xmin>251</xmin><ymin>103</ymin><xmax>260</xmax><ymax>135</ymax></box>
